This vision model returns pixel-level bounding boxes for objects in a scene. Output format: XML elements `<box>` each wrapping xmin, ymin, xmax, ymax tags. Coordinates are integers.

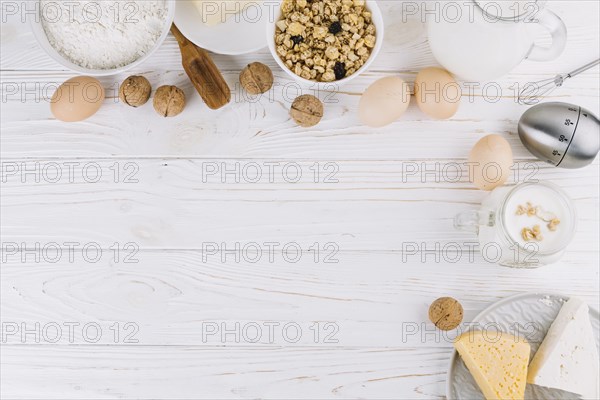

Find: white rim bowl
<box><xmin>267</xmin><ymin>0</ymin><xmax>384</xmax><ymax>89</ymax></box>
<box><xmin>174</xmin><ymin>0</ymin><xmax>270</xmax><ymax>55</ymax></box>
<box><xmin>30</xmin><ymin>0</ymin><xmax>176</xmax><ymax>76</ymax></box>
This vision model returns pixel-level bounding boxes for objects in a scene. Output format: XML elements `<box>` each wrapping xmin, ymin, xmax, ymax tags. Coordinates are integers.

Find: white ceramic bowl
<box><xmin>267</xmin><ymin>0</ymin><xmax>384</xmax><ymax>89</ymax></box>
<box><xmin>174</xmin><ymin>0</ymin><xmax>269</xmax><ymax>55</ymax></box>
<box><xmin>30</xmin><ymin>0</ymin><xmax>176</xmax><ymax>76</ymax></box>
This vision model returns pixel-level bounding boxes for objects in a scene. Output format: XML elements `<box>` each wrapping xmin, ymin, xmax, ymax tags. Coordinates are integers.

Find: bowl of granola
<box><xmin>268</xmin><ymin>0</ymin><xmax>383</xmax><ymax>88</ymax></box>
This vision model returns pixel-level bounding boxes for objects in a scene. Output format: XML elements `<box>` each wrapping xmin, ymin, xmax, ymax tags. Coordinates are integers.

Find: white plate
<box><xmin>447</xmin><ymin>292</ymin><xmax>600</xmax><ymax>400</ymax></box>
<box><xmin>174</xmin><ymin>0</ymin><xmax>270</xmax><ymax>55</ymax></box>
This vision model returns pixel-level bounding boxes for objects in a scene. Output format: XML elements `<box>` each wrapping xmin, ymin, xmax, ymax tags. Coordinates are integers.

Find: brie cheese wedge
<box><xmin>193</xmin><ymin>0</ymin><xmax>259</xmax><ymax>26</ymax></box>
<box><xmin>527</xmin><ymin>297</ymin><xmax>599</xmax><ymax>399</ymax></box>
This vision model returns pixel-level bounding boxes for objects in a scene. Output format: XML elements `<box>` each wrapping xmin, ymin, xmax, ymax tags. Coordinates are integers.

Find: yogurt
<box><xmin>456</xmin><ymin>182</ymin><xmax>576</xmax><ymax>267</ymax></box>
<box><xmin>503</xmin><ymin>184</ymin><xmax>574</xmax><ymax>254</ymax></box>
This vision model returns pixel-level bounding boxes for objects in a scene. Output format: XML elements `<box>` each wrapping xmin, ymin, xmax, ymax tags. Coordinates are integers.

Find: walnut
<box><xmin>429</xmin><ymin>297</ymin><xmax>463</xmax><ymax>331</ymax></box>
<box><xmin>290</xmin><ymin>95</ymin><xmax>323</xmax><ymax>127</ymax></box>
<box><xmin>119</xmin><ymin>76</ymin><xmax>151</xmax><ymax>107</ymax></box>
<box><xmin>153</xmin><ymin>86</ymin><xmax>186</xmax><ymax>117</ymax></box>
<box><xmin>240</xmin><ymin>62</ymin><xmax>274</xmax><ymax>95</ymax></box>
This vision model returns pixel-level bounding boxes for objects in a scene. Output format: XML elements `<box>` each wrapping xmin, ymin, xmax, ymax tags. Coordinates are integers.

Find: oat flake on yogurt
<box><xmin>41</xmin><ymin>0</ymin><xmax>167</xmax><ymax>70</ymax></box>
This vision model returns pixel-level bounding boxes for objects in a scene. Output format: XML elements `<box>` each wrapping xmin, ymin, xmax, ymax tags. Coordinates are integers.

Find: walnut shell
<box><xmin>240</xmin><ymin>62</ymin><xmax>274</xmax><ymax>95</ymax></box>
<box><xmin>429</xmin><ymin>297</ymin><xmax>463</xmax><ymax>331</ymax></box>
<box><xmin>290</xmin><ymin>95</ymin><xmax>323</xmax><ymax>127</ymax></box>
<box><xmin>119</xmin><ymin>76</ymin><xmax>151</xmax><ymax>107</ymax></box>
<box><xmin>153</xmin><ymin>85</ymin><xmax>186</xmax><ymax>117</ymax></box>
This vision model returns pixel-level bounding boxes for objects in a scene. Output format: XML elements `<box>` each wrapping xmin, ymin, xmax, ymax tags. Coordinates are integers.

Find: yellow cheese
<box><xmin>454</xmin><ymin>330</ymin><xmax>531</xmax><ymax>400</ymax></box>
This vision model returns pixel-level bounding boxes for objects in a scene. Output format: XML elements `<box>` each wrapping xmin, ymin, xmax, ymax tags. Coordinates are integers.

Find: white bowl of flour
<box><xmin>31</xmin><ymin>0</ymin><xmax>175</xmax><ymax>76</ymax></box>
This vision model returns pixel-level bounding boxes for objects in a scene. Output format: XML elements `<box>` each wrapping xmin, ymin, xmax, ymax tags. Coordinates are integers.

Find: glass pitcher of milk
<box><xmin>454</xmin><ymin>182</ymin><xmax>576</xmax><ymax>267</ymax></box>
<box><xmin>427</xmin><ymin>1</ymin><xmax>567</xmax><ymax>81</ymax></box>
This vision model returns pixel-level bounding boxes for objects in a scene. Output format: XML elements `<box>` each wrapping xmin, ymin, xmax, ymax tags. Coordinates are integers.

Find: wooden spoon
<box><xmin>170</xmin><ymin>24</ymin><xmax>231</xmax><ymax>110</ymax></box>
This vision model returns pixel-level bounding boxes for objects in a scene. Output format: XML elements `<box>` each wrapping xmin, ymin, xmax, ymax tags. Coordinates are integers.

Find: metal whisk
<box><xmin>518</xmin><ymin>58</ymin><xmax>600</xmax><ymax>105</ymax></box>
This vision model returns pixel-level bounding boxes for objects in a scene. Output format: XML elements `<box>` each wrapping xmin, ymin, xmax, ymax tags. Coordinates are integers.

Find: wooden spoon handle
<box><xmin>170</xmin><ymin>24</ymin><xmax>231</xmax><ymax>110</ymax></box>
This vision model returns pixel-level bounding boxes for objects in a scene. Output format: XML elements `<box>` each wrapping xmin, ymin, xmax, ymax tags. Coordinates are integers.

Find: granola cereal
<box><xmin>515</xmin><ymin>202</ymin><xmax>561</xmax><ymax>233</ymax></box>
<box><xmin>522</xmin><ymin>225</ymin><xmax>543</xmax><ymax>242</ymax></box>
<box><xmin>547</xmin><ymin>218</ymin><xmax>561</xmax><ymax>231</ymax></box>
<box><xmin>275</xmin><ymin>0</ymin><xmax>376</xmax><ymax>82</ymax></box>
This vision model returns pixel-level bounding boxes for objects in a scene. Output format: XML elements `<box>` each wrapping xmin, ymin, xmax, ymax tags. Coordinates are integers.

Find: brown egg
<box><xmin>414</xmin><ymin>67</ymin><xmax>461</xmax><ymax>119</ymax></box>
<box><xmin>359</xmin><ymin>77</ymin><xmax>411</xmax><ymax>128</ymax></box>
<box><xmin>468</xmin><ymin>134</ymin><xmax>513</xmax><ymax>191</ymax></box>
<box><xmin>51</xmin><ymin>76</ymin><xmax>105</xmax><ymax>122</ymax></box>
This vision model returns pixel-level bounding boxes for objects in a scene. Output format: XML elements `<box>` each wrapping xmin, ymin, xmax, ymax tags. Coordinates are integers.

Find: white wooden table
<box><xmin>1</xmin><ymin>1</ymin><xmax>599</xmax><ymax>398</ymax></box>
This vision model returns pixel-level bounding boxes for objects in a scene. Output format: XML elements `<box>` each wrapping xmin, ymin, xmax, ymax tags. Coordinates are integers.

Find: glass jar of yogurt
<box><xmin>454</xmin><ymin>181</ymin><xmax>577</xmax><ymax>267</ymax></box>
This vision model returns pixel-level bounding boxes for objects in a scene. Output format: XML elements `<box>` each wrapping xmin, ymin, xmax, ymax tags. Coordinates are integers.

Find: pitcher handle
<box><xmin>454</xmin><ymin>210</ymin><xmax>495</xmax><ymax>234</ymax></box>
<box><xmin>527</xmin><ymin>9</ymin><xmax>567</xmax><ymax>61</ymax></box>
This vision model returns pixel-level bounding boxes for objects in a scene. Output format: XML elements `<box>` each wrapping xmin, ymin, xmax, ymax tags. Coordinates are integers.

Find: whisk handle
<box><xmin>568</xmin><ymin>59</ymin><xmax>600</xmax><ymax>78</ymax></box>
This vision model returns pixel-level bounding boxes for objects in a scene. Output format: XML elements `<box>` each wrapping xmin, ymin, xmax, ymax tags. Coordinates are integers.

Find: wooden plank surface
<box><xmin>1</xmin><ymin>158</ymin><xmax>598</xmax><ymax>250</ymax></box>
<box><xmin>1</xmin><ymin>346</ymin><xmax>450</xmax><ymax>399</ymax></box>
<box><xmin>1</xmin><ymin>251</ymin><xmax>598</xmax><ymax>346</ymax></box>
<box><xmin>1</xmin><ymin>0</ymin><xmax>599</xmax><ymax>398</ymax></box>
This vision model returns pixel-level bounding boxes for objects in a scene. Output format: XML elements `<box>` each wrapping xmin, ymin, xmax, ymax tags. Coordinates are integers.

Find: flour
<box><xmin>41</xmin><ymin>0</ymin><xmax>168</xmax><ymax>70</ymax></box>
